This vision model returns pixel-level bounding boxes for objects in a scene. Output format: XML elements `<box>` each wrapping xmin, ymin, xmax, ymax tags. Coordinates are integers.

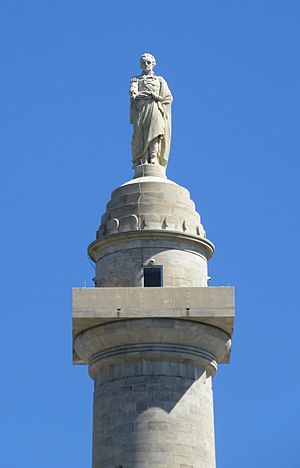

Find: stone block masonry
<box><xmin>92</xmin><ymin>362</ymin><xmax>215</xmax><ymax>467</ymax></box>
<box><xmin>74</xmin><ymin>315</ymin><xmax>232</xmax><ymax>468</ymax></box>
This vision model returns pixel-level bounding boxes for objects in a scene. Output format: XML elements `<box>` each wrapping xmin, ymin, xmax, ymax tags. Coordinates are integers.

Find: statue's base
<box><xmin>134</xmin><ymin>163</ymin><xmax>166</xmax><ymax>179</ymax></box>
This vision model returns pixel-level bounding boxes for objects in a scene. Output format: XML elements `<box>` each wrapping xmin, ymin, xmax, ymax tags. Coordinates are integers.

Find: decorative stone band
<box><xmin>89</xmin><ymin>342</ymin><xmax>218</xmax><ymax>378</ymax></box>
<box><xmin>89</xmin><ymin>229</ymin><xmax>215</xmax><ymax>262</ymax></box>
<box><xmin>74</xmin><ymin>318</ymin><xmax>231</xmax><ymax>379</ymax></box>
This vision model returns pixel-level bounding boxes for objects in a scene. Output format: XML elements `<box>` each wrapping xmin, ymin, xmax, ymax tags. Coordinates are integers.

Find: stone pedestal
<box><xmin>134</xmin><ymin>163</ymin><xmax>166</xmax><ymax>179</ymax></box>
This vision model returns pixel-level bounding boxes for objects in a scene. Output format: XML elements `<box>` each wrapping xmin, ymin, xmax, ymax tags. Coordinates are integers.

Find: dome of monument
<box><xmin>89</xmin><ymin>169</ymin><xmax>214</xmax><ymax>288</ymax></box>
<box><xmin>96</xmin><ymin>175</ymin><xmax>206</xmax><ymax>239</ymax></box>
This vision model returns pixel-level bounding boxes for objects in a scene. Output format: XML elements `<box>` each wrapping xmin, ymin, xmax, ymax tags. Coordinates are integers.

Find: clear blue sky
<box><xmin>0</xmin><ymin>1</ymin><xmax>299</xmax><ymax>467</ymax></box>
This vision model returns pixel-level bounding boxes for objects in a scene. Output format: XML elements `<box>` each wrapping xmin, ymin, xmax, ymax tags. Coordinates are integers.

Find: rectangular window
<box><xmin>143</xmin><ymin>266</ymin><xmax>163</xmax><ymax>287</ymax></box>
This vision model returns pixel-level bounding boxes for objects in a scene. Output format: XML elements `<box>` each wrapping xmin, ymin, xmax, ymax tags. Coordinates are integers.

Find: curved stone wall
<box><xmin>92</xmin><ymin>361</ymin><xmax>216</xmax><ymax>468</ymax></box>
<box><xmin>90</xmin><ymin>232</ymin><xmax>212</xmax><ymax>287</ymax></box>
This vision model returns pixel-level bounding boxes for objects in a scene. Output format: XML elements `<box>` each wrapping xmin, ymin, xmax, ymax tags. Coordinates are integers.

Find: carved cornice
<box><xmin>88</xmin><ymin>229</ymin><xmax>215</xmax><ymax>261</ymax></box>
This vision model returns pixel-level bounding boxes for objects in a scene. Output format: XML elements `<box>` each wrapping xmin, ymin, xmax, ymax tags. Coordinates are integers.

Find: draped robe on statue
<box><xmin>130</xmin><ymin>74</ymin><xmax>173</xmax><ymax>167</ymax></box>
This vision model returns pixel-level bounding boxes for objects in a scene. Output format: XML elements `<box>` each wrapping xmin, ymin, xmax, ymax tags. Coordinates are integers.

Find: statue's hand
<box><xmin>152</xmin><ymin>93</ymin><xmax>162</xmax><ymax>101</ymax></box>
<box><xmin>131</xmin><ymin>92</ymin><xmax>138</xmax><ymax>100</ymax></box>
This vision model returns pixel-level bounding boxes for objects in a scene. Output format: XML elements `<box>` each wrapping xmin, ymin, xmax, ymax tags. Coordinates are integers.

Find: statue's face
<box><xmin>140</xmin><ymin>57</ymin><xmax>154</xmax><ymax>73</ymax></box>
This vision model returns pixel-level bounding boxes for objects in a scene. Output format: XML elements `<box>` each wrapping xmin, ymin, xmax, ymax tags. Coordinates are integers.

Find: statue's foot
<box><xmin>149</xmin><ymin>156</ymin><xmax>158</xmax><ymax>164</ymax></box>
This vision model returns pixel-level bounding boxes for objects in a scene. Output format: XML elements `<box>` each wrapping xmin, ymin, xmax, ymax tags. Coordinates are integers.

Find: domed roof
<box><xmin>96</xmin><ymin>174</ymin><xmax>207</xmax><ymax>241</ymax></box>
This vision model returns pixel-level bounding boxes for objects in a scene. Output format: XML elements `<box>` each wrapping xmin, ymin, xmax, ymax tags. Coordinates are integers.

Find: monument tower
<box><xmin>72</xmin><ymin>53</ymin><xmax>235</xmax><ymax>467</ymax></box>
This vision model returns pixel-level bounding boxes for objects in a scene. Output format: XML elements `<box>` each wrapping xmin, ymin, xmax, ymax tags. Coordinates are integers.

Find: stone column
<box><xmin>73</xmin><ymin>170</ymin><xmax>235</xmax><ymax>467</ymax></box>
<box><xmin>74</xmin><ymin>318</ymin><xmax>231</xmax><ymax>468</ymax></box>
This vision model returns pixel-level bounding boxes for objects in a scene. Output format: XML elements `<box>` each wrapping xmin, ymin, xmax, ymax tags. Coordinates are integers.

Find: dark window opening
<box><xmin>143</xmin><ymin>266</ymin><xmax>163</xmax><ymax>287</ymax></box>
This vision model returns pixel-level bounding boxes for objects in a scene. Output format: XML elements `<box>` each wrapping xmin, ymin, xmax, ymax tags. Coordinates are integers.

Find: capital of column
<box><xmin>74</xmin><ymin>318</ymin><xmax>231</xmax><ymax>378</ymax></box>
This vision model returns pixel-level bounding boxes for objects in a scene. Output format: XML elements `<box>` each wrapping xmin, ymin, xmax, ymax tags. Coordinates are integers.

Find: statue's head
<box><xmin>140</xmin><ymin>53</ymin><xmax>156</xmax><ymax>73</ymax></box>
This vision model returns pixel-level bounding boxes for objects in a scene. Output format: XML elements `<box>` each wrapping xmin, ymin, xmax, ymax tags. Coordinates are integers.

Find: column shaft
<box><xmin>92</xmin><ymin>359</ymin><xmax>216</xmax><ymax>468</ymax></box>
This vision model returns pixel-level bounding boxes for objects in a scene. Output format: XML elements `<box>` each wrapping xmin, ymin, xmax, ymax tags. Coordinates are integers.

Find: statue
<box><xmin>130</xmin><ymin>53</ymin><xmax>173</xmax><ymax>167</ymax></box>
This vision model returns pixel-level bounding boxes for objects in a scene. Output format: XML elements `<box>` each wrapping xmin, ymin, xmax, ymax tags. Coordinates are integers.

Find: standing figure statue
<box><xmin>130</xmin><ymin>53</ymin><xmax>173</xmax><ymax>167</ymax></box>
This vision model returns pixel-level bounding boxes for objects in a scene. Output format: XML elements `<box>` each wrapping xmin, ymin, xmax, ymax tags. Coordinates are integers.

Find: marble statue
<box><xmin>130</xmin><ymin>53</ymin><xmax>173</xmax><ymax>167</ymax></box>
